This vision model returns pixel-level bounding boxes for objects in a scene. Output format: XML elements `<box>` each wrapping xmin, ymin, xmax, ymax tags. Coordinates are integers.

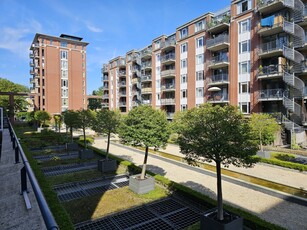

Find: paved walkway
<box><xmin>93</xmin><ymin>137</ymin><xmax>307</xmax><ymax>230</ymax></box>
<box><xmin>0</xmin><ymin>128</ymin><xmax>46</xmax><ymax>230</ymax></box>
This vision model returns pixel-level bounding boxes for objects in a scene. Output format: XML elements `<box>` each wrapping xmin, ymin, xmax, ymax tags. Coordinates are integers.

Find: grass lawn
<box><xmin>63</xmin><ymin>185</ymin><xmax>169</xmax><ymax>224</ymax></box>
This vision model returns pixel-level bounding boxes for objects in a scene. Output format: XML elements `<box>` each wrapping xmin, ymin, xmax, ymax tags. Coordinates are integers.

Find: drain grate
<box><xmin>54</xmin><ymin>175</ymin><xmax>129</xmax><ymax>202</ymax></box>
<box><xmin>42</xmin><ymin>162</ymin><xmax>97</xmax><ymax>176</ymax></box>
<box><xmin>114</xmin><ymin>180</ymin><xmax>129</xmax><ymax>188</ymax></box>
<box><xmin>75</xmin><ymin>197</ymin><xmax>201</xmax><ymax>230</ymax></box>
<box><xmin>33</xmin><ymin>152</ymin><xmax>78</xmax><ymax>161</ymax></box>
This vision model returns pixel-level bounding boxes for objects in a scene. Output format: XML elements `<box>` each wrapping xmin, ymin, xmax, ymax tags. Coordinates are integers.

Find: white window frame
<box><xmin>181</xmin><ymin>58</ymin><xmax>187</xmax><ymax>68</ymax></box>
<box><xmin>180</xmin><ymin>27</ymin><xmax>188</xmax><ymax>39</ymax></box>
<box><xmin>181</xmin><ymin>89</ymin><xmax>187</xmax><ymax>98</ymax></box>
<box><xmin>239</xmin><ymin>40</ymin><xmax>250</xmax><ymax>54</ymax></box>
<box><xmin>181</xmin><ymin>43</ymin><xmax>188</xmax><ymax>53</ymax></box>
<box><xmin>237</xmin><ymin>0</ymin><xmax>251</xmax><ymax>14</ymax></box>
<box><xmin>195</xmin><ymin>20</ymin><xmax>205</xmax><ymax>32</ymax></box>
<box><xmin>239</xmin><ymin>61</ymin><xmax>250</xmax><ymax>74</ymax></box>
<box><xmin>196</xmin><ymin>87</ymin><xmax>204</xmax><ymax>98</ymax></box>
<box><xmin>239</xmin><ymin>19</ymin><xmax>250</xmax><ymax>34</ymax></box>
<box><xmin>196</xmin><ymin>71</ymin><xmax>204</xmax><ymax>81</ymax></box>
<box><xmin>239</xmin><ymin>82</ymin><xmax>249</xmax><ymax>93</ymax></box>
<box><xmin>240</xmin><ymin>102</ymin><xmax>250</xmax><ymax>114</ymax></box>
<box><xmin>181</xmin><ymin>74</ymin><xmax>187</xmax><ymax>83</ymax></box>
<box><xmin>181</xmin><ymin>104</ymin><xmax>188</xmax><ymax>111</ymax></box>
<box><xmin>196</xmin><ymin>54</ymin><xmax>204</xmax><ymax>65</ymax></box>
<box><xmin>196</xmin><ymin>37</ymin><xmax>204</xmax><ymax>48</ymax></box>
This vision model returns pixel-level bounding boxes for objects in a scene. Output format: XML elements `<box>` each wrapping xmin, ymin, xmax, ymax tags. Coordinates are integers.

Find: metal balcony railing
<box><xmin>161</xmin><ymin>53</ymin><xmax>176</xmax><ymax>63</ymax></box>
<box><xmin>102</xmin><ymin>94</ymin><xmax>109</xmax><ymax>99</ymax></box>
<box><xmin>161</xmin><ymin>69</ymin><xmax>176</xmax><ymax>77</ymax></box>
<box><xmin>209</xmin><ymin>74</ymin><xmax>229</xmax><ymax>84</ymax></box>
<box><xmin>141</xmin><ymin>48</ymin><xmax>152</xmax><ymax>58</ymax></box>
<box><xmin>161</xmin><ymin>40</ymin><xmax>176</xmax><ymax>49</ymax></box>
<box><xmin>160</xmin><ymin>98</ymin><xmax>175</xmax><ymax>105</ymax></box>
<box><xmin>208</xmin><ymin>93</ymin><xmax>229</xmax><ymax>102</ymax></box>
<box><xmin>207</xmin><ymin>15</ymin><xmax>230</xmax><ymax>29</ymax></box>
<box><xmin>257</xmin><ymin>64</ymin><xmax>284</xmax><ymax>77</ymax></box>
<box><xmin>102</xmin><ymin>64</ymin><xmax>109</xmax><ymax>73</ymax></box>
<box><xmin>142</xmin><ymin>100</ymin><xmax>151</xmax><ymax>104</ymax></box>
<box><xmin>141</xmin><ymin>75</ymin><xmax>152</xmax><ymax>81</ymax></box>
<box><xmin>208</xmin><ymin>55</ymin><xmax>229</xmax><ymax>65</ymax></box>
<box><xmin>206</xmin><ymin>34</ymin><xmax>229</xmax><ymax>49</ymax></box>
<box><xmin>258</xmin><ymin>88</ymin><xmax>283</xmax><ymax>100</ymax></box>
<box><xmin>141</xmin><ymin>62</ymin><xmax>152</xmax><ymax>69</ymax></box>
<box><xmin>161</xmin><ymin>83</ymin><xmax>175</xmax><ymax>91</ymax></box>
<box><xmin>102</xmin><ymin>76</ymin><xmax>108</xmax><ymax>81</ymax></box>
<box><xmin>259</xmin><ymin>40</ymin><xmax>283</xmax><ymax>54</ymax></box>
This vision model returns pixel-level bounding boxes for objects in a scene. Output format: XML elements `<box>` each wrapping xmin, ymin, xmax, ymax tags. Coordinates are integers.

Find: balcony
<box><xmin>161</xmin><ymin>83</ymin><xmax>175</xmax><ymax>92</ymax></box>
<box><xmin>142</xmin><ymin>100</ymin><xmax>151</xmax><ymax>105</ymax></box>
<box><xmin>119</xmin><ymin>81</ymin><xmax>126</xmax><ymax>88</ymax></box>
<box><xmin>207</xmin><ymin>15</ymin><xmax>230</xmax><ymax>34</ymax></box>
<box><xmin>31</xmin><ymin>43</ymin><xmax>40</xmax><ymax>49</ymax></box>
<box><xmin>207</xmin><ymin>55</ymin><xmax>229</xmax><ymax>69</ymax></box>
<box><xmin>208</xmin><ymin>74</ymin><xmax>229</xmax><ymax>86</ymax></box>
<box><xmin>257</xmin><ymin>0</ymin><xmax>289</xmax><ymax>15</ymax></box>
<box><xmin>118</xmin><ymin>102</ymin><xmax>126</xmax><ymax>107</ymax></box>
<box><xmin>257</xmin><ymin>64</ymin><xmax>283</xmax><ymax>79</ymax></box>
<box><xmin>102</xmin><ymin>84</ymin><xmax>109</xmax><ymax>90</ymax></box>
<box><xmin>30</xmin><ymin>70</ymin><xmax>35</xmax><ymax>75</ymax></box>
<box><xmin>141</xmin><ymin>75</ymin><xmax>152</xmax><ymax>82</ymax></box>
<box><xmin>258</xmin><ymin>88</ymin><xmax>284</xmax><ymax>101</ymax></box>
<box><xmin>132</xmin><ymin>101</ymin><xmax>139</xmax><ymax>107</ymax></box>
<box><xmin>118</xmin><ymin>58</ymin><xmax>126</xmax><ymax>67</ymax></box>
<box><xmin>102</xmin><ymin>76</ymin><xmax>109</xmax><ymax>81</ymax></box>
<box><xmin>29</xmin><ymin>61</ymin><xmax>34</xmax><ymax>67</ymax></box>
<box><xmin>102</xmin><ymin>103</ymin><xmax>109</xmax><ymax>108</ymax></box>
<box><xmin>29</xmin><ymin>78</ymin><xmax>35</xmax><ymax>84</ymax></box>
<box><xmin>161</xmin><ymin>53</ymin><xmax>176</xmax><ymax>65</ymax></box>
<box><xmin>140</xmin><ymin>48</ymin><xmax>152</xmax><ymax>59</ymax></box>
<box><xmin>30</xmin><ymin>87</ymin><xmax>36</xmax><ymax>94</ymax></box>
<box><xmin>132</xmin><ymin>90</ymin><xmax>140</xmax><ymax>96</ymax></box>
<box><xmin>141</xmin><ymin>61</ymin><xmax>152</xmax><ymax>70</ymax></box>
<box><xmin>132</xmin><ymin>68</ymin><xmax>140</xmax><ymax>76</ymax></box>
<box><xmin>131</xmin><ymin>78</ymin><xmax>139</xmax><ymax>84</ymax></box>
<box><xmin>142</xmin><ymin>88</ymin><xmax>152</xmax><ymax>94</ymax></box>
<box><xmin>161</xmin><ymin>40</ymin><xmax>176</xmax><ymax>52</ymax></box>
<box><xmin>102</xmin><ymin>94</ymin><xmax>109</xmax><ymax>99</ymax></box>
<box><xmin>118</xmin><ymin>71</ymin><xmax>126</xmax><ymax>77</ymax></box>
<box><xmin>258</xmin><ymin>40</ymin><xmax>283</xmax><ymax>58</ymax></box>
<box><xmin>206</xmin><ymin>34</ymin><xmax>229</xmax><ymax>52</ymax></box>
<box><xmin>29</xmin><ymin>53</ymin><xmax>34</xmax><ymax>59</ymax></box>
<box><xmin>207</xmin><ymin>93</ymin><xmax>229</xmax><ymax>103</ymax></box>
<box><xmin>161</xmin><ymin>69</ymin><xmax>176</xmax><ymax>78</ymax></box>
<box><xmin>161</xmin><ymin>98</ymin><xmax>175</xmax><ymax>105</ymax></box>
<box><xmin>102</xmin><ymin>64</ymin><xmax>109</xmax><ymax>73</ymax></box>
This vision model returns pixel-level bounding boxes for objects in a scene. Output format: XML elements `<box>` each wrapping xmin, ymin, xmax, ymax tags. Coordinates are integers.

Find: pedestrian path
<box><xmin>0</xmin><ymin>128</ymin><xmax>46</xmax><ymax>230</ymax></box>
<box><xmin>93</xmin><ymin>138</ymin><xmax>307</xmax><ymax>230</ymax></box>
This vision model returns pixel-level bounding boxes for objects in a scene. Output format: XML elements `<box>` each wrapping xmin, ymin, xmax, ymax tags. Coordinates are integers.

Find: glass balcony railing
<box><xmin>208</xmin><ymin>93</ymin><xmax>229</xmax><ymax>102</ymax></box>
<box><xmin>257</xmin><ymin>64</ymin><xmax>284</xmax><ymax>77</ymax></box>
<box><xmin>206</xmin><ymin>34</ymin><xmax>229</xmax><ymax>49</ymax></box>
<box><xmin>258</xmin><ymin>88</ymin><xmax>283</xmax><ymax>100</ymax></box>
<box><xmin>141</xmin><ymin>75</ymin><xmax>152</xmax><ymax>81</ymax></box>
<box><xmin>161</xmin><ymin>53</ymin><xmax>175</xmax><ymax>63</ymax></box>
<box><xmin>209</xmin><ymin>74</ymin><xmax>229</xmax><ymax>84</ymax></box>
<box><xmin>161</xmin><ymin>83</ymin><xmax>175</xmax><ymax>91</ymax></box>
<box><xmin>259</xmin><ymin>40</ymin><xmax>285</xmax><ymax>54</ymax></box>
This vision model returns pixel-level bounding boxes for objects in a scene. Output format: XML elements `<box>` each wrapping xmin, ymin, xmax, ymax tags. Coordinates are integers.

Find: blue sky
<box><xmin>0</xmin><ymin>0</ymin><xmax>230</xmax><ymax>94</ymax></box>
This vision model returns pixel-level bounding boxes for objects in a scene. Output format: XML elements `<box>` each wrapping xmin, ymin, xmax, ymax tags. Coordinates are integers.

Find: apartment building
<box><xmin>29</xmin><ymin>33</ymin><xmax>89</xmax><ymax>115</ymax></box>
<box><xmin>102</xmin><ymin>0</ymin><xmax>307</xmax><ymax>143</ymax></box>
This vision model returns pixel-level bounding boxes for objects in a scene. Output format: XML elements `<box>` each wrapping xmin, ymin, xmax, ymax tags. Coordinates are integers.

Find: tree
<box><xmin>53</xmin><ymin>114</ymin><xmax>62</xmax><ymax>132</ymax></box>
<box><xmin>119</xmin><ymin>105</ymin><xmax>170</xmax><ymax>179</ymax></box>
<box><xmin>88</xmin><ymin>87</ymin><xmax>103</xmax><ymax>110</ymax></box>
<box><xmin>63</xmin><ymin>110</ymin><xmax>80</xmax><ymax>143</ymax></box>
<box><xmin>76</xmin><ymin>109</ymin><xmax>95</xmax><ymax>149</ymax></box>
<box><xmin>176</xmin><ymin>104</ymin><xmax>258</xmax><ymax>221</ymax></box>
<box><xmin>34</xmin><ymin>110</ymin><xmax>51</xmax><ymax>128</ymax></box>
<box><xmin>0</xmin><ymin>78</ymin><xmax>29</xmax><ymax>116</ymax></box>
<box><xmin>250</xmin><ymin>113</ymin><xmax>280</xmax><ymax>151</ymax></box>
<box><xmin>92</xmin><ymin>109</ymin><xmax>121</xmax><ymax>158</ymax></box>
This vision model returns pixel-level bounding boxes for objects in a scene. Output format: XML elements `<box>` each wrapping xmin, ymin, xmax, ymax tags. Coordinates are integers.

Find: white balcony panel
<box><xmin>238</xmin><ymin>74</ymin><xmax>250</xmax><ymax>82</ymax></box>
<box><xmin>196</xmin><ymin>47</ymin><xmax>204</xmax><ymax>55</ymax></box>
<box><xmin>180</xmin><ymin>52</ymin><xmax>187</xmax><ymax>59</ymax></box>
<box><xmin>238</xmin><ymin>93</ymin><xmax>251</xmax><ymax>103</ymax></box>
<box><xmin>196</xmin><ymin>80</ymin><xmax>205</xmax><ymax>88</ymax></box>
<box><xmin>238</xmin><ymin>53</ymin><xmax>251</xmax><ymax>62</ymax></box>
<box><xmin>196</xmin><ymin>97</ymin><xmax>204</xmax><ymax>104</ymax></box>
<box><xmin>180</xmin><ymin>98</ymin><xmax>188</xmax><ymax>104</ymax></box>
<box><xmin>180</xmin><ymin>83</ymin><xmax>187</xmax><ymax>90</ymax></box>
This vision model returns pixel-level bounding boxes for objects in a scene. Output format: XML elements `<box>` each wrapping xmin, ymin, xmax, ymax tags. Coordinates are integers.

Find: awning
<box><xmin>208</xmin><ymin>87</ymin><xmax>221</xmax><ymax>92</ymax></box>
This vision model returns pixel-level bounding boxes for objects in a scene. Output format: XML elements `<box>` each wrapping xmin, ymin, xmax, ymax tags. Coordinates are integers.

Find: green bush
<box><xmin>260</xmin><ymin>157</ymin><xmax>307</xmax><ymax>172</ymax></box>
<box><xmin>168</xmin><ymin>133</ymin><xmax>179</xmax><ymax>144</ymax></box>
<box><xmin>79</xmin><ymin>136</ymin><xmax>94</xmax><ymax>144</ymax></box>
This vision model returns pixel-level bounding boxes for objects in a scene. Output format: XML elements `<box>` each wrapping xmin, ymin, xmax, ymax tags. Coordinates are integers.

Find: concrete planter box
<box><xmin>78</xmin><ymin>149</ymin><xmax>94</xmax><ymax>159</ymax></box>
<box><xmin>257</xmin><ymin>150</ymin><xmax>271</xmax><ymax>159</ymax></box>
<box><xmin>66</xmin><ymin>143</ymin><xmax>79</xmax><ymax>151</ymax></box>
<box><xmin>129</xmin><ymin>174</ymin><xmax>155</xmax><ymax>194</ymax></box>
<box><xmin>201</xmin><ymin>208</ymin><xmax>243</xmax><ymax>230</ymax></box>
<box><xmin>97</xmin><ymin>159</ymin><xmax>117</xmax><ymax>172</ymax></box>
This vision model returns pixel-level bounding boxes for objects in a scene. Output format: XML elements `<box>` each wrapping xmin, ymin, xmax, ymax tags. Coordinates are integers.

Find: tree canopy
<box><xmin>76</xmin><ymin>109</ymin><xmax>95</xmax><ymax>148</ymax></box>
<box><xmin>92</xmin><ymin>109</ymin><xmax>121</xmax><ymax>157</ymax></box>
<box><xmin>250</xmin><ymin>113</ymin><xmax>280</xmax><ymax>151</ymax></box>
<box><xmin>34</xmin><ymin>110</ymin><xmax>51</xmax><ymax>128</ymax></box>
<box><xmin>176</xmin><ymin>104</ymin><xmax>258</xmax><ymax>220</ymax></box>
<box><xmin>63</xmin><ymin>110</ymin><xmax>80</xmax><ymax>143</ymax></box>
<box><xmin>88</xmin><ymin>86</ymin><xmax>103</xmax><ymax>110</ymax></box>
<box><xmin>119</xmin><ymin>105</ymin><xmax>170</xmax><ymax>179</ymax></box>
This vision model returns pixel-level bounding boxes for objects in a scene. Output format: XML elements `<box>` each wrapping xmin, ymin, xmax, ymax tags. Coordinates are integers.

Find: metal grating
<box><xmin>42</xmin><ymin>162</ymin><xmax>97</xmax><ymax>176</ymax></box>
<box><xmin>113</xmin><ymin>180</ymin><xmax>129</xmax><ymax>188</ymax></box>
<box><xmin>54</xmin><ymin>175</ymin><xmax>129</xmax><ymax>202</ymax></box>
<box><xmin>33</xmin><ymin>152</ymin><xmax>78</xmax><ymax>161</ymax></box>
<box><xmin>75</xmin><ymin>197</ymin><xmax>201</xmax><ymax>230</ymax></box>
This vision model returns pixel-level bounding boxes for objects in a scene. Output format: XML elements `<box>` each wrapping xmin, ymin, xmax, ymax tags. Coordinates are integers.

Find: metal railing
<box><xmin>259</xmin><ymin>40</ymin><xmax>283</xmax><ymax>54</ymax></box>
<box><xmin>161</xmin><ymin>69</ymin><xmax>176</xmax><ymax>77</ymax></box>
<box><xmin>161</xmin><ymin>83</ymin><xmax>175</xmax><ymax>90</ymax></box>
<box><xmin>208</xmin><ymin>55</ymin><xmax>229</xmax><ymax>65</ymax></box>
<box><xmin>257</xmin><ymin>64</ymin><xmax>284</xmax><ymax>77</ymax></box>
<box><xmin>160</xmin><ymin>98</ymin><xmax>175</xmax><ymax>105</ymax></box>
<box><xmin>141</xmin><ymin>75</ymin><xmax>152</xmax><ymax>81</ymax></box>
<box><xmin>7</xmin><ymin>120</ymin><xmax>58</xmax><ymax>230</ymax></box>
<box><xmin>258</xmin><ymin>88</ymin><xmax>283</xmax><ymax>99</ymax></box>
<box><xmin>208</xmin><ymin>93</ymin><xmax>229</xmax><ymax>102</ymax></box>
<box><xmin>161</xmin><ymin>53</ymin><xmax>176</xmax><ymax>63</ymax></box>
<box><xmin>207</xmin><ymin>15</ymin><xmax>230</xmax><ymax>29</ymax></box>
<box><xmin>206</xmin><ymin>34</ymin><xmax>229</xmax><ymax>49</ymax></box>
<box><xmin>209</xmin><ymin>74</ymin><xmax>229</xmax><ymax>83</ymax></box>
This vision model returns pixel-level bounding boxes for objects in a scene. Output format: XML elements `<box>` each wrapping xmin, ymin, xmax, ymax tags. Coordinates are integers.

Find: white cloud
<box><xmin>86</xmin><ymin>24</ymin><xmax>103</xmax><ymax>33</ymax></box>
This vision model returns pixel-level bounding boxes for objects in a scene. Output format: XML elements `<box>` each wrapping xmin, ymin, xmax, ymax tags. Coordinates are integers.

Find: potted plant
<box><xmin>92</xmin><ymin>109</ymin><xmax>121</xmax><ymax>172</ymax></box>
<box><xmin>176</xmin><ymin>104</ymin><xmax>258</xmax><ymax>230</ymax></box>
<box><xmin>34</xmin><ymin>110</ymin><xmax>51</xmax><ymax>133</ymax></box>
<box><xmin>76</xmin><ymin>109</ymin><xmax>95</xmax><ymax>159</ymax></box>
<box><xmin>63</xmin><ymin>110</ymin><xmax>80</xmax><ymax>151</ymax></box>
<box><xmin>119</xmin><ymin>105</ymin><xmax>170</xmax><ymax>194</ymax></box>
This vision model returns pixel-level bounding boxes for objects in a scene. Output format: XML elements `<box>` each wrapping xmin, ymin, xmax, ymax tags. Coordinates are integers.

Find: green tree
<box><xmin>92</xmin><ymin>109</ymin><xmax>121</xmax><ymax>158</ymax></box>
<box><xmin>176</xmin><ymin>104</ymin><xmax>258</xmax><ymax>221</ymax></box>
<box><xmin>34</xmin><ymin>110</ymin><xmax>51</xmax><ymax>128</ymax></box>
<box><xmin>119</xmin><ymin>105</ymin><xmax>170</xmax><ymax>179</ymax></box>
<box><xmin>63</xmin><ymin>110</ymin><xmax>80</xmax><ymax>143</ymax></box>
<box><xmin>76</xmin><ymin>109</ymin><xmax>95</xmax><ymax>148</ymax></box>
<box><xmin>0</xmin><ymin>78</ymin><xmax>29</xmax><ymax>116</ymax></box>
<box><xmin>54</xmin><ymin>114</ymin><xmax>62</xmax><ymax>133</ymax></box>
<box><xmin>88</xmin><ymin>87</ymin><xmax>103</xmax><ymax>110</ymax></box>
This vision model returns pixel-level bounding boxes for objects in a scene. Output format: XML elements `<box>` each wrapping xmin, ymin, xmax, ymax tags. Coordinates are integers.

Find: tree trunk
<box><xmin>83</xmin><ymin>127</ymin><xmax>86</xmax><ymax>149</ymax></box>
<box><xmin>259</xmin><ymin>131</ymin><xmax>263</xmax><ymax>151</ymax></box>
<box><xmin>216</xmin><ymin>161</ymin><xmax>224</xmax><ymax>220</ymax></box>
<box><xmin>70</xmin><ymin>127</ymin><xmax>73</xmax><ymax>143</ymax></box>
<box><xmin>140</xmin><ymin>146</ymin><xmax>149</xmax><ymax>179</ymax></box>
<box><xmin>106</xmin><ymin>130</ymin><xmax>111</xmax><ymax>159</ymax></box>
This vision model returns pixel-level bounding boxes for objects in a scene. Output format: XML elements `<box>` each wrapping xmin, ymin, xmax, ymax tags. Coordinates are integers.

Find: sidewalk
<box><xmin>93</xmin><ymin>137</ymin><xmax>307</xmax><ymax>230</ymax></box>
<box><xmin>0</xmin><ymin>128</ymin><xmax>46</xmax><ymax>230</ymax></box>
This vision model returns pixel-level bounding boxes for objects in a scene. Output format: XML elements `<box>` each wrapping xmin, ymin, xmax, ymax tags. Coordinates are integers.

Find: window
<box><xmin>50</xmin><ymin>39</ymin><xmax>53</xmax><ymax>45</ymax></box>
<box><xmin>60</xmin><ymin>41</ymin><xmax>67</xmax><ymax>47</ymax></box>
<box><xmin>240</xmin><ymin>102</ymin><xmax>250</xmax><ymax>114</ymax></box>
<box><xmin>41</xmin><ymin>38</ymin><xmax>44</xmax><ymax>45</ymax></box>
<box><xmin>156</xmin><ymin>93</ymin><xmax>160</xmax><ymax>100</ymax></box>
<box><xmin>196</xmin><ymin>71</ymin><xmax>204</xmax><ymax>81</ymax></box>
<box><xmin>239</xmin><ymin>19</ymin><xmax>250</xmax><ymax>34</ymax></box>
<box><xmin>237</xmin><ymin>0</ymin><xmax>251</xmax><ymax>14</ymax></box>
<box><xmin>196</xmin><ymin>87</ymin><xmax>204</xmax><ymax>97</ymax></box>
<box><xmin>181</xmin><ymin>58</ymin><xmax>187</xmax><ymax>68</ymax></box>
<box><xmin>61</xmin><ymin>60</ymin><xmax>68</xmax><ymax>69</ymax></box>
<box><xmin>61</xmin><ymin>79</ymin><xmax>68</xmax><ymax>87</ymax></box>
<box><xmin>181</xmin><ymin>89</ymin><xmax>187</xmax><ymax>98</ymax></box>
<box><xmin>156</xmin><ymin>79</ymin><xmax>160</xmax><ymax>88</ymax></box>
<box><xmin>42</xmin><ymin>49</ymin><xmax>44</xmax><ymax>57</ymax></box>
<box><xmin>239</xmin><ymin>61</ymin><xmax>250</xmax><ymax>74</ymax></box>
<box><xmin>195</xmin><ymin>20</ymin><xmax>205</xmax><ymax>32</ymax></box>
<box><xmin>240</xmin><ymin>82</ymin><xmax>249</xmax><ymax>93</ymax></box>
<box><xmin>181</xmin><ymin>43</ymin><xmax>188</xmax><ymax>53</ymax></box>
<box><xmin>181</xmin><ymin>104</ymin><xmax>188</xmax><ymax>111</ymax></box>
<box><xmin>62</xmin><ymin>88</ymin><xmax>68</xmax><ymax>97</ymax></box>
<box><xmin>61</xmin><ymin>50</ymin><xmax>68</xmax><ymax>59</ymax></box>
<box><xmin>155</xmin><ymin>40</ymin><xmax>160</xmax><ymax>49</ymax></box>
<box><xmin>156</xmin><ymin>66</ymin><xmax>160</xmax><ymax>74</ymax></box>
<box><xmin>239</xmin><ymin>40</ymin><xmax>250</xmax><ymax>54</ymax></box>
<box><xmin>196</xmin><ymin>54</ymin><xmax>204</xmax><ymax>65</ymax></box>
<box><xmin>61</xmin><ymin>70</ymin><xmax>68</xmax><ymax>78</ymax></box>
<box><xmin>156</xmin><ymin>53</ymin><xmax>160</xmax><ymax>62</ymax></box>
<box><xmin>62</xmin><ymin>98</ymin><xmax>68</xmax><ymax>106</ymax></box>
<box><xmin>180</xmin><ymin>27</ymin><xmax>188</xmax><ymax>39</ymax></box>
<box><xmin>181</xmin><ymin>74</ymin><xmax>187</xmax><ymax>83</ymax></box>
<box><xmin>196</xmin><ymin>37</ymin><xmax>204</xmax><ymax>48</ymax></box>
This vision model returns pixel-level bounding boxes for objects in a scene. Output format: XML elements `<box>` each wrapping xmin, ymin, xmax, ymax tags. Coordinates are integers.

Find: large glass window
<box><xmin>195</xmin><ymin>20</ymin><xmax>205</xmax><ymax>32</ymax></box>
<box><xmin>239</xmin><ymin>40</ymin><xmax>250</xmax><ymax>54</ymax></box>
<box><xmin>239</xmin><ymin>61</ymin><xmax>250</xmax><ymax>74</ymax></box>
<box><xmin>180</xmin><ymin>27</ymin><xmax>188</xmax><ymax>39</ymax></box>
<box><xmin>196</xmin><ymin>87</ymin><xmax>204</xmax><ymax>97</ymax></box>
<box><xmin>61</xmin><ymin>50</ymin><xmax>68</xmax><ymax>59</ymax></box>
<box><xmin>196</xmin><ymin>71</ymin><xmax>204</xmax><ymax>81</ymax></box>
<box><xmin>181</xmin><ymin>43</ymin><xmax>188</xmax><ymax>53</ymax></box>
<box><xmin>196</xmin><ymin>54</ymin><xmax>204</xmax><ymax>65</ymax></box>
<box><xmin>239</xmin><ymin>82</ymin><xmax>249</xmax><ymax>93</ymax></box>
<box><xmin>196</xmin><ymin>37</ymin><xmax>204</xmax><ymax>48</ymax></box>
<box><xmin>181</xmin><ymin>58</ymin><xmax>187</xmax><ymax>68</ymax></box>
<box><xmin>239</xmin><ymin>19</ymin><xmax>250</xmax><ymax>34</ymax></box>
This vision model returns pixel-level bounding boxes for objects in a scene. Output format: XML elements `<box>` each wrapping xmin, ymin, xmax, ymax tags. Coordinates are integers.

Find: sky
<box><xmin>0</xmin><ymin>0</ymin><xmax>230</xmax><ymax>94</ymax></box>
